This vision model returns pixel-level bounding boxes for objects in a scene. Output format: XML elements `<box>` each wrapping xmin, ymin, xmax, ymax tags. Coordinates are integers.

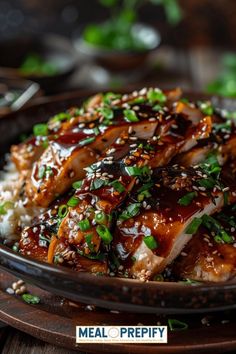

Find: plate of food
<box><xmin>0</xmin><ymin>87</ymin><xmax>236</xmax><ymax>314</ymax></box>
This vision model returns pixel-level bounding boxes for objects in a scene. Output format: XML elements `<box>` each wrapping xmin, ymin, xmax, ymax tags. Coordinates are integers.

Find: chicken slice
<box><xmin>113</xmin><ymin>162</ymin><xmax>236</xmax><ymax>281</ymax></box>
<box><xmin>173</xmin><ymin>205</ymin><xmax>236</xmax><ymax>282</ymax></box>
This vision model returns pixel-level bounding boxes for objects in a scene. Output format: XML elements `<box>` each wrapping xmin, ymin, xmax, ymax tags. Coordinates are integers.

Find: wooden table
<box><xmin>0</xmin><ymin>45</ymin><xmax>234</xmax><ymax>353</ymax></box>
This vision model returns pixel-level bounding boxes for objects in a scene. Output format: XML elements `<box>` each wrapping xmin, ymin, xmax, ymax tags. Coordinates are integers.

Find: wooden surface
<box><xmin>0</xmin><ymin>46</ymin><xmax>234</xmax><ymax>354</ymax></box>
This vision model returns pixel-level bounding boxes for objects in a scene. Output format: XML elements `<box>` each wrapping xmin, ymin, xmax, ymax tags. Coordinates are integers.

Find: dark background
<box><xmin>0</xmin><ymin>0</ymin><xmax>236</xmax><ymax>48</ymax></box>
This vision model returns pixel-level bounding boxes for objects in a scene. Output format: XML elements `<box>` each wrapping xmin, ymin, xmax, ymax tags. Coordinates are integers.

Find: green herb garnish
<box><xmin>22</xmin><ymin>293</ymin><xmax>40</xmax><ymax>304</ymax></box>
<box><xmin>185</xmin><ymin>218</ymin><xmax>202</xmax><ymax>234</ymax></box>
<box><xmin>95</xmin><ymin>211</ymin><xmax>107</xmax><ymax>225</ymax></box>
<box><xmin>90</xmin><ymin>178</ymin><xmax>107</xmax><ymax>191</ymax></box>
<box><xmin>58</xmin><ymin>204</ymin><xmax>68</xmax><ymax>218</ymax></box>
<box><xmin>33</xmin><ymin>123</ymin><xmax>48</xmax><ymax>136</ymax></box>
<box><xmin>67</xmin><ymin>196</ymin><xmax>80</xmax><ymax>207</ymax></box>
<box><xmin>124</xmin><ymin>109</ymin><xmax>139</xmax><ymax>122</ymax></box>
<box><xmin>178</xmin><ymin>192</ymin><xmax>197</xmax><ymax>206</ymax></box>
<box><xmin>96</xmin><ymin>225</ymin><xmax>113</xmax><ymax>244</ymax></box>
<box><xmin>168</xmin><ymin>319</ymin><xmax>188</xmax><ymax>331</ymax></box>
<box><xmin>147</xmin><ymin>88</ymin><xmax>166</xmax><ymax>103</ymax></box>
<box><xmin>143</xmin><ymin>235</ymin><xmax>158</xmax><ymax>250</ymax></box>
<box><xmin>110</xmin><ymin>180</ymin><xmax>125</xmax><ymax>193</ymax></box>
<box><xmin>78</xmin><ymin>218</ymin><xmax>91</xmax><ymax>231</ymax></box>
<box><xmin>199</xmin><ymin>101</ymin><xmax>213</xmax><ymax>115</ymax></box>
<box><xmin>72</xmin><ymin>180</ymin><xmax>83</xmax><ymax>189</ymax></box>
<box><xmin>119</xmin><ymin>202</ymin><xmax>141</xmax><ymax>221</ymax></box>
<box><xmin>79</xmin><ymin>136</ymin><xmax>95</xmax><ymax>146</ymax></box>
<box><xmin>98</xmin><ymin>107</ymin><xmax>114</xmax><ymax>120</ymax></box>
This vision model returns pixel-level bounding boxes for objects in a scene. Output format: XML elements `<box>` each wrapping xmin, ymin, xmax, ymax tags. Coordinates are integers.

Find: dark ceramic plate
<box><xmin>0</xmin><ymin>90</ymin><xmax>236</xmax><ymax>314</ymax></box>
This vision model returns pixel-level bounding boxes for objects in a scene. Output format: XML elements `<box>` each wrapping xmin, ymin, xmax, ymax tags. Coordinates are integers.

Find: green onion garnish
<box><xmin>98</xmin><ymin>107</ymin><xmax>114</xmax><ymax>120</ymax></box>
<box><xmin>0</xmin><ymin>201</ymin><xmax>14</xmax><ymax>215</ymax></box>
<box><xmin>85</xmin><ymin>234</ymin><xmax>95</xmax><ymax>252</ymax></box>
<box><xmin>51</xmin><ymin>112</ymin><xmax>71</xmax><ymax>122</ymax></box>
<box><xmin>110</xmin><ymin>180</ymin><xmax>125</xmax><ymax>193</ymax></box>
<box><xmin>95</xmin><ymin>211</ymin><xmax>107</xmax><ymax>225</ymax></box>
<box><xmin>185</xmin><ymin>217</ymin><xmax>202</xmax><ymax>234</ymax></box>
<box><xmin>78</xmin><ymin>218</ymin><xmax>91</xmax><ymax>231</ymax></box>
<box><xmin>178</xmin><ymin>192</ymin><xmax>197</xmax><ymax>206</ymax></box>
<box><xmin>58</xmin><ymin>204</ymin><xmax>68</xmax><ymax>218</ymax></box>
<box><xmin>199</xmin><ymin>101</ymin><xmax>213</xmax><ymax>116</ymax></box>
<box><xmin>96</xmin><ymin>225</ymin><xmax>113</xmax><ymax>244</ymax></box>
<box><xmin>79</xmin><ymin>136</ymin><xmax>95</xmax><ymax>146</ymax></box>
<box><xmin>90</xmin><ymin>178</ymin><xmax>107</xmax><ymax>190</ymax></box>
<box><xmin>147</xmin><ymin>88</ymin><xmax>166</xmax><ymax>104</ymax></box>
<box><xmin>119</xmin><ymin>203</ymin><xmax>141</xmax><ymax>221</ymax></box>
<box><xmin>125</xmin><ymin>165</ymin><xmax>151</xmax><ymax>177</ymax></box>
<box><xmin>33</xmin><ymin>123</ymin><xmax>48</xmax><ymax>136</ymax></box>
<box><xmin>197</xmin><ymin>177</ymin><xmax>215</xmax><ymax>189</ymax></box>
<box><xmin>219</xmin><ymin>230</ymin><xmax>234</xmax><ymax>244</ymax></box>
<box><xmin>168</xmin><ymin>319</ymin><xmax>188</xmax><ymax>331</ymax></box>
<box><xmin>103</xmin><ymin>92</ymin><xmax>121</xmax><ymax>105</ymax></box>
<box><xmin>72</xmin><ymin>180</ymin><xmax>83</xmax><ymax>189</ymax></box>
<box><xmin>137</xmin><ymin>189</ymin><xmax>151</xmax><ymax>202</ymax></box>
<box><xmin>124</xmin><ymin>109</ymin><xmax>139</xmax><ymax>122</ymax></box>
<box><xmin>143</xmin><ymin>235</ymin><xmax>158</xmax><ymax>250</ymax></box>
<box><xmin>67</xmin><ymin>196</ymin><xmax>80</xmax><ymax>207</ymax></box>
<box><xmin>22</xmin><ymin>293</ymin><xmax>40</xmax><ymax>304</ymax></box>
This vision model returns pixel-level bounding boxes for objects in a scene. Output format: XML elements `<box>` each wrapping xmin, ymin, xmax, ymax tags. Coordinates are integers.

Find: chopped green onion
<box><xmin>33</xmin><ymin>123</ymin><xmax>48</xmax><ymax>136</ymax></box>
<box><xmin>96</xmin><ymin>225</ymin><xmax>113</xmax><ymax>244</ymax></box>
<box><xmin>97</xmin><ymin>107</ymin><xmax>114</xmax><ymax>120</ymax></box>
<box><xmin>119</xmin><ymin>203</ymin><xmax>141</xmax><ymax>221</ymax></box>
<box><xmin>58</xmin><ymin>204</ymin><xmax>68</xmax><ymax>218</ymax></box>
<box><xmin>124</xmin><ymin>109</ymin><xmax>139</xmax><ymax>122</ymax></box>
<box><xmin>178</xmin><ymin>192</ymin><xmax>197</xmax><ymax>206</ymax></box>
<box><xmin>67</xmin><ymin>196</ymin><xmax>80</xmax><ymax>207</ymax></box>
<box><xmin>185</xmin><ymin>218</ymin><xmax>202</xmax><ymax>234</ymax></box>
<box><xmin>78</xmin><ymin>218</ymin><xmax>91</xmax><ymax>231</ymax></box>
<box><xmin>102</xmin><ymin>92</ymin><xmax>121</xmax><ymax>105</ymax></box>
<box><xmin>137</xmin><ymin>182</ymin><xmax>153</xmax><ymax>193</ymax></box>
<box><xmin>220</xmin><ymin>230</ymin><xmax>234</xmax><ymax>243</ymax></box>
<box><xmin>95</xmin><ymin>211</ymin><xmax>107</xmax><ymax>225</ymax></box>
<box><xmin>110</xmin><ymin>180</ymin><xmax>125</xmax><ymax>193</ymax></box>
<box><xmin>90</xmin><ymin>178</ymin><xmax>107</xmax><ymax>190</ymax></box>
<box><xmin>201</xmin><ymin>214</ymin><xmax>221</xmax><ymax>233</ymax></box>
<box><xmin>137</xmin><ymin>189</ymin><xmax>151</xmax><ymax>201</ymax></box>
<box><xmin>197</xmin><ymin>178</ymin><xmax>215</xmax><ymax>189</ymax></box>
<box><xmin>199</xmin><ymin>101</ymin><xmax>213</xmax><ymax>116</ymax></box>
<box><xmin>72</xmin><ymin>180</ymin><xmax>83</xmax><ymax>189</ymax></box>
<box><xmin>93</xmin><ymin>127</ymin><xmax>100</xmax><ymax>135</ymax></box>
<box><xmin>168</xmin><ymin>319</ymin><xmax>188</xmax><ymax>331</ymax></box>
<box><xmin>125</xmin><ymin>165</ymin><xmax>151</xmax><ymax>177</ymax></box>
<box><xmin>79</xmin><ymin>136</ymin><xmax>95</xmax><ymax>146</ymax></box>
<box><xmin>152</xmin><ymin>104</ymin><xmax>163</xmax><ymax>111</ymax></box>
<box><xmin>85</xmin><ymin>234</ymin><xmax>95</xmax><ymax>252</ymax></box>
<box><xmin>147</xmin><ymin>88</ymin><xmax>166</xmax><ymax>103</ymax></box>
<box><xmin>22</xmin><ymin>293</ymin><xmax>40</xmax><ymax>304</ymax></box>
<box><xmin>214</xmin><ymin>235</ymin><xmax>223</xmax><ymax>243</ymax></box>
<box><xmin>0</xmin><ymin>201</ymin><xmax>14</xmax><ymax>215</ymax></box>
<box><xmin>143</xmin><ymin>235</ymin><xmax>158</xmax><ymax>250</ymax></box>
<box><xmin>51</xmin><ymin>112</ymin><xmax>71</xmax><ymax>122</ymax></box>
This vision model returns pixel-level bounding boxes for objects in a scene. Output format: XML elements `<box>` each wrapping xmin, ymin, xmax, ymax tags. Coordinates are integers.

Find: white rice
<box><xmin>0</xmin><ymin>155</ymin><xmax>43</xmax><ymax>241</ymax></box>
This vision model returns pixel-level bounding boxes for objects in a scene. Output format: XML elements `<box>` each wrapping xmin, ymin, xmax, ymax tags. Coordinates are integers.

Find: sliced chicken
<box><xmin>173</xmin><ymin>205</ymin><xmax>236</xmax><ymax>282</ymax></box>
<box><xmin>113</xmin><ymin>162</ymin><xmax>236</xmax><ymax>280</ymax></box>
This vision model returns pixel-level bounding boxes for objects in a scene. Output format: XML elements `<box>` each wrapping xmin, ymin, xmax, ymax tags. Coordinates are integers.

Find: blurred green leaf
<box><xmin>99</xmin><ymin>0</ymin><xmax>118</xmax><ymax>7</ymax></box>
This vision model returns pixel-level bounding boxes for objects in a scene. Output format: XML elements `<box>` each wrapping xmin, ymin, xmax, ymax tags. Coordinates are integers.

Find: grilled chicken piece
<box><xmin>173</xmin><ymin>205</ymin><xmax>236</xmax><ymax>282</ymax></box>
<box><xmin>12</xmin><ymin>88</ymin><xmax>182</xmax><ymax>173</ymax></box>
<box><xmin>24</xmin><ymin>103</ymin><xmax>212</xmax><ymax>207</ymax></box>
<box><xmin>113</xmin><ymin>161</ymin><xmax>236</xmax><ymax>280</ymax></box>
